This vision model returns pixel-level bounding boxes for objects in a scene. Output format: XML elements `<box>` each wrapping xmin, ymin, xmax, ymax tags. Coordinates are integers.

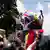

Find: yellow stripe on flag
<box><xmin>25</xmin><ymin>32</ymin><xmax>28</xmax><ymax>44</ymax></box>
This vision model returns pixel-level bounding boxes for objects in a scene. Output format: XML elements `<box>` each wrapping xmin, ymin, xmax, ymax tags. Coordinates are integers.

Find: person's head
<box><xmin>25</xmin><ymin>17</ymin><xmax>30</xmax><ymax>24</ymax></box>
<box><xmin>34</xmin><ymin>13</ymin><xmax>38</xmax><ymax>20</ymax></box>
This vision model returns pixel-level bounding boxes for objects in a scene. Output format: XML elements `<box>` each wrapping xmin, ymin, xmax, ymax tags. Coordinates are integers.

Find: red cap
<box><xmin>39</xmin><ymin>29</ymin><xmax>44</xmax><ymax>33</ymax></box>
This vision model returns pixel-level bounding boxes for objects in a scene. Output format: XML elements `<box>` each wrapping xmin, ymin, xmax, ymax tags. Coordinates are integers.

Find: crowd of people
<box><xmin>0</xmin><ymin>0</ymin><xmax>45</xmax><ymax>50</ymax></box>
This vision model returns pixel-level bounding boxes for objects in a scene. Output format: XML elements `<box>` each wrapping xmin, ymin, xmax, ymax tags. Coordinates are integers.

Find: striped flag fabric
<box><xmin>23</xmin><ymin>12</ymin><xmax>29</xmax><ymax>17</ymax></box>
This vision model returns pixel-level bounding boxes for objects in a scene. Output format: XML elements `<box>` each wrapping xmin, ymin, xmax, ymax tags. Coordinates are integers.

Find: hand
<box><xmin>35</xmin><ymin>38</ymin><xmax>39</xmax><ymax>42</ymax></box>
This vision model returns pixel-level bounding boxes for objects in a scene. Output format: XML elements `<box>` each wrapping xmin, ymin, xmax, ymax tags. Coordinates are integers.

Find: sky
<box><xmin>24</xmin><ymin>0</ymin><xmax>50</xmax><ymax>14</ymax></box>
<box><xmin>24</xmin><ymin>0</ymin><xmax>50</xmax><ymax>36</ymax></box>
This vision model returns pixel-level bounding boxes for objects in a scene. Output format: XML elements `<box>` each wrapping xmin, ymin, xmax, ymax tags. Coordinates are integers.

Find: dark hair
<box><xmin>25</xmin><ymin>17</ymin><xmax>30</xmax><ymax>24</ymax></box>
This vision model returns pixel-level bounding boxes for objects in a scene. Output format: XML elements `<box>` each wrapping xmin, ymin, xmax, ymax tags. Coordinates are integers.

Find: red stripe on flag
<box><xmin>23</xmin><ymin>14</ymin><xmax>28</xmax><ymax>16</ymax></box>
